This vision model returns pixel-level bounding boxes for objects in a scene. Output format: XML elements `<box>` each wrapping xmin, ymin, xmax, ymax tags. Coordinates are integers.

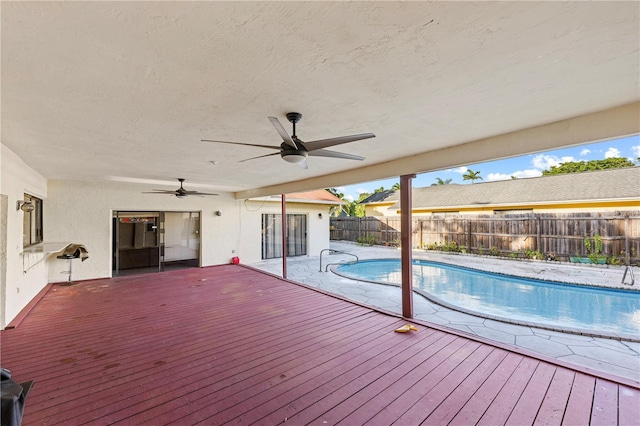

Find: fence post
<box><xmin>490</xmin><ymin>218</ymin><xmax>495</xmax><ymax>250</ymax></box>
<box><xmin>536</xmin><ymin>214</ymin><xmax>541</xmax><ymax>253</ymax></box>
<box><xmin>625</xmin><ymin>214</ymin><xmax>630</xmax><ymax>264</ymax></box>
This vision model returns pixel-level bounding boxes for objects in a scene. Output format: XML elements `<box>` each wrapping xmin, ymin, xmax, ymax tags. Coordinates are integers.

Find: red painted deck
<box><xmin>2</xmin><ymin>265</ymin><xmax>638</xmax><ymax>425</ymax></box>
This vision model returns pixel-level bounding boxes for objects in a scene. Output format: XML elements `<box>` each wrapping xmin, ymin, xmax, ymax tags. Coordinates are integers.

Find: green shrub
<box><xmin>607</xmin><ymin>255</ymin><xmax>622</xmax><ymax>266</ymax></box>
<box><xmin>357</xmin><ymin>235</ymin><xmax>376</xmax><ymax>246</ymax></box>
<box><xmin>525</xmin><ymin>249</ymin><xmax>543</xmax><ymax>260</ymax></box>
<box><xmin>584</xmin><ymin>234</ymin><xmax>607</xmax><ymax>264</ymax></box>
<box><xmin>425</xmin><ymin>241</ymin><xmax>461</xmax><ymax>253</ymax></box>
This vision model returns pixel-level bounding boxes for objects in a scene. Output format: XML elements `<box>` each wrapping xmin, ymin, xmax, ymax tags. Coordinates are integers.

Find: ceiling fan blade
<box><xmin>302</xmin><ymin>133</ymin><xmax>375</xmax><ymax>151</ymax></box>
<box><xmin>268</xmin><ymin>117</ymin><xmax>298</xmax><ymax>149</ymax></box>
<box><xmin>201</xmin><ymin>139</ymin><xmax>279</xmax><ymax>150</ymax></box>
<box><xmin>308</xmin><ymin>149</ymin><xmax>365</xmax><ymax>161</ymax></box>
<box><xmin>182</xmin><ymin>191</ymin><xmax>219</xmax><ymax>196</ymax></box>
<box><xmin>238</xmin><ymin>152</ymin><xmax>281</xmax><ymax>163</ymax></box>
<box><xmin>141</xmin><ymin>190</ymin><xmax>179</xmax><ymax>194</ymax></box>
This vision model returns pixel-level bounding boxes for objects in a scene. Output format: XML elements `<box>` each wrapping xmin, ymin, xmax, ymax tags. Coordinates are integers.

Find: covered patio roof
<box><xmin>2</xmin><ymin>2</ymin><xmax>638</xmax><ymax>197</ymax></box>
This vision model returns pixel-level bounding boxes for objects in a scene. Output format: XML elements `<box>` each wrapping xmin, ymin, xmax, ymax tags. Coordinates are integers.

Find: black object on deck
<box><xmin>1</xmin><ymin>368</ymin><xmax>34</xmax><ymax>426</ymax></box>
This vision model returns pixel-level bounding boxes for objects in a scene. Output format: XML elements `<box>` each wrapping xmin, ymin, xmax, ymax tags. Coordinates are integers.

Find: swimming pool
<box><xmin>336</xmin><ymin>259</ymin><xmax>640</xmax><ymax>339</ymax></box>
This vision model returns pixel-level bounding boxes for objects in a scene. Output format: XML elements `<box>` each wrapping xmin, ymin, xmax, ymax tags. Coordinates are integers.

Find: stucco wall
<box><xmin>1</xmin><ymin>144</ymin><xmax>49</xmax><ymax>329</ymax></box>
<box><xmin>240</xmin><ymin>199</ymin><xmax>332</xmax><ymax>263</ymax></box>
<box><xmin>365</xmin><ymin>204</ymin><xmax>396</xmax><ymax>217</ymax></box>
<box><xmin>44</xmin><ymin>184</ymin><xmax>334</xmax><ymax>281</ymax></box>
<box><xmin>45</xmin><ymin>180</ymin><xmax>245</xmax><ymax>282</ymax></box>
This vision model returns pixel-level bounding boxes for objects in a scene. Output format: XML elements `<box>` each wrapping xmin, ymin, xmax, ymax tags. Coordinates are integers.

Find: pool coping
<box><xmin>330</xmin><ymin>258</ymin><xmax>640</xmax><ymax>343</ymax></box>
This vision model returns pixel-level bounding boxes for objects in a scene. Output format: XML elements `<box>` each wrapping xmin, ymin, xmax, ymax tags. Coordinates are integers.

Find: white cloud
<box><xmin>580</xmin><ymin>148</ymin><xmax>591</xmax><ymax>156</ymax></box>
<box><xmin>356</xmin><ymin>187</ymin><xmax>369</xmax><ymax>194</ymax></box>
<box><xmin>486</xmin><ymin>169</ymin><xmax>542</xmax><ymax>181</ymax></box>
<box><xmin>343</xmin><ymin>194</ymin><xmax>354</xmax><ymax>202</ymax></box>
<box><xmin>452</xmin><ymin>166</ymin><xmax>468</xmax><ymax>174</ymax></box>
<box><xmin>531</xmin><ymin>154</ymin><xmax>574</xmax><ymax>170</ymax></box>
<box><xmin>485</xmin><ymin>173</ymin><xmax>511</xmax><ymax>181</ymax></box>
<box><xmin>334</xmin><ymin>186</ymin><xmax>346</xmax><ymax>192</ymax></box>
<box><xmin>632</xmin><ymin>145</ymin><xmax>640</xmax><ymax>158</ymax></box>
<box><xmin>604</xmin><ymin>147</ymin><xmax>621</xmax><ymax>158</ymax></box>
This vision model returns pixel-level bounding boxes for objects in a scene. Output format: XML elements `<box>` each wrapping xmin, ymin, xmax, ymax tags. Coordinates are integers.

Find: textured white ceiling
<box><xmin>2</xmin><ymin>2</ymin><xmax>639</xmax><ymax>194</ymax></box>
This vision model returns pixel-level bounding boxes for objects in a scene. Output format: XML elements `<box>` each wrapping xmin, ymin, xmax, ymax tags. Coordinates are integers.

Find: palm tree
<box><xmin>431</xmin><ymin>178</ymin><xmax>452</xmax><ymax>186</ymax></box>
<box><xmin>326</xmin><ymin>188</ymin><xmax>344</xmax><ymax>199</ymax></box>
<box><xmin>391</xmin><ymin>183</ymin><xmax>401</xmax><ymax>191</ymax></box>
<box><xmin>462</xmin><ymin>169</ymin><xmax>483</xmax><ymax>184</ymax></box>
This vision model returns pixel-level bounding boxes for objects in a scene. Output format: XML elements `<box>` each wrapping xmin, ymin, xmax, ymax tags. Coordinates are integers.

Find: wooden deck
<box><xmin>2</xmin><ymin>265</ymin><xmax>638</xmax><ymax>425</ymax></box>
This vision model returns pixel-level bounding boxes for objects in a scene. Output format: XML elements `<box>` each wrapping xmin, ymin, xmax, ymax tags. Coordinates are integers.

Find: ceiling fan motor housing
<box><xmin>280</xmin><ymin>142</ymin><xmax>308</xmax><ymax>163</ymax></box>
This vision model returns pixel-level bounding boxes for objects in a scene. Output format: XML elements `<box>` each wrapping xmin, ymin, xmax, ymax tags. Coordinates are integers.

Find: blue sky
<box><xmin>335</xmin><ymin>134</ymin><xmax>640</xmax><ymax>202</ymax></box>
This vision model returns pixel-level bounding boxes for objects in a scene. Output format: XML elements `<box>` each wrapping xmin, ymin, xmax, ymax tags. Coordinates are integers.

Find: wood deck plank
<box><xmin>477</xmin><ymin>357</ymin><xmax>540</xmax><ymax>425</ymax></box>
<box><xmin>19</xmin><ymin>299</ymin><xmax>358</xmax><ymax>390</ymax></box>
<box><xmin>391</xmin><ymin>345</ymin><xmax>498</xmax><ymax>425</ymax></box>
<box><xmin>22</xmin><ymin>291</ymin><xmax>365</xmax><ymax>420</ymax></box>
<box><xmin>533</xmin><ymin>368</ymin><xmax>575</xmax><ymax>426</ymax></box>
<box><xmin>8</xmin><ymin>300</ymin><xmax>358</xmax><ymax>386</ymax></box>
<box><xmin>362</xmin><ymin>340</ymin><xmax>482</xmax><ymax>425</ymax></box>
<box><xmin>28</xmin><ymin>307</ymin><xmax>371</xmax><ymax>424</ymax></box>
<box><xmin>504</xmin><ymin>362</ymin><xmax>556</xmax><ymax>426</ymax></box>
<box><xmin>184</xmin><ymin>318</ymin><xmax>417</xmax><ymax>425</ymax></box>
<box><xmin>229</xmin><ymin>328</ymin><xmax>443</xmax><ymax>425</ymax></box>
<box><xmin>619</xmin><ymin>385</ymin><xmax>640</xmax><ymax>426</ymax></box>
<box><xmin>0</xmin><ymin>265</ymin><xmax>634</xmax><ymax>426</ymax></box>
<box><xmin>420</xmin><ymin>348</ymin><xmax>509</xmax><ymax>425</ymax></box>
<box><xmin>3</xmin><ymin>272</ymin><xmax>336</xmax><ymax>364</ymax></box>
<box><xmin>127</xmin><ymin>314</ymin><xmax>398</xmax><ymax>425</ymax></box>
<box><xmin>448</xmin><ymin>352</ymin><xmax>526</xmax><ymax>426</ymax></box>
<box><xmin>281</xmin><ymin>332</ymin><xmax>461</xmax><ymax>425</ymax></box>
<box><xmin>47</xmin><ymin>309</ymin><xmax>391</xmax><ymax>424</ymax></box>
<box><xmin>591</xmin><ymin>378</ymin><xmax>619</xmax><ymax>426</ymax></box>
<box><xmin>561</xmin><ymin>373</ymin><xmax>595</xmax><ymax>426</ymax></box>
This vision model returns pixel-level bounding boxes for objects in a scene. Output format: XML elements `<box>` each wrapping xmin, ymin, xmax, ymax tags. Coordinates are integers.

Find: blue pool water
<box><xmin>337</xmin><ymin>259</ymin><xmax>640</xmax><ymax>338</ymax></box>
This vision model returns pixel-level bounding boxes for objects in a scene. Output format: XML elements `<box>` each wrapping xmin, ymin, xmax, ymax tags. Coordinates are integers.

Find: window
<box><xmin>22</xmin><ymin>193</ymin><xmax>43</xmax><ymax>247</ymax></box>
<box><xmin>261</xmin><ymin>214</ymin><xmax>307</xmax><ymax>259</ymax></box>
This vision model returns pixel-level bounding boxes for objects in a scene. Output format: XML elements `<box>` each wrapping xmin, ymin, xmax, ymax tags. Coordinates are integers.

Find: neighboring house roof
<box><xmin>250</xmin><ymin>189</ymin><xmax>344</xmax><ymax>205</ymax></box>
<box><xmin>374</xmin><ymin>167</ymin><xmax>640</xmax><ymax>210</ymax></box>
<box><xmin>358</xmin><ymin>190</ymin><xmax>398</xmax><ymax>204</ymax></box>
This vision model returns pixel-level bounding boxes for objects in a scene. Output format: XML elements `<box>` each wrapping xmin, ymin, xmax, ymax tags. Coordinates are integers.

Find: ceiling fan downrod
<box><xmin>286</xmin><ymin>112</ymin><xmax>302</xmax><ymax>139</ymax></box>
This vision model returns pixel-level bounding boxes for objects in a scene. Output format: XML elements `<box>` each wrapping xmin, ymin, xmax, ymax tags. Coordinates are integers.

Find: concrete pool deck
<box><xmin>249</xmin><ymin>241</ymin><xmax>640</xmax><ymax>384</ymax></box>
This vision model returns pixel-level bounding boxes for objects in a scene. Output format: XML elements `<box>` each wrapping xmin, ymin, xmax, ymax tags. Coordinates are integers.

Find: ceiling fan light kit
<box><xmin>282</xmin><ymin>150</ymin><xmax>308</xmax><ymax>163</ymax></box>
<box><xmin>202</xmin><ymin>112</ymin><xmax>375</xmax><ymax>167</ymax></box>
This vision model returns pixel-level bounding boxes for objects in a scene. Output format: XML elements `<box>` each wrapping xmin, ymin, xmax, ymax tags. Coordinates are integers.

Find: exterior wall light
<box><xmin>16</xmin><ymin>200</ymin><xmax>35</xmax><ymax>212</ymax></box>
<box><xmin>215</xmin><ymin>211</ymin><xmax>222</xmax><ymax>216</ymax></box>
<box><xmin>318</xmin><ymin>213</ymin><xmax>323</xmax><ymax>219</ymax></box>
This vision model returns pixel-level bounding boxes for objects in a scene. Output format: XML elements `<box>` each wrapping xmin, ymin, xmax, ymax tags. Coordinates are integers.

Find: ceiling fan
<box><xmin>202</xmin><ymin>112</ymin><xmax>375</xmax><ymax>168</ymax></box>
<box><xmin>142</xmin><ymin>178</ymin><xmax>219</xmax><ymax>198</ymax></box>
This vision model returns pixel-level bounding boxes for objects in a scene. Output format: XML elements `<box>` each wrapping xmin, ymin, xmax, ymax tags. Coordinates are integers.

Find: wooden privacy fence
<box><xmin>330</xmin><ymin>212</ymin><xmax>640</xmax><ymax>264</ymax></box>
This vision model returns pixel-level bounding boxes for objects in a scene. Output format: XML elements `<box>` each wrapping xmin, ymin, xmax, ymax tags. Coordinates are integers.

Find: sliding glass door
<box><xmin>113</xmin><ymin>211</ymin><xmax>200</xmax><ymax>275</ymax></box>
<box><xmin>261</xmin><ymin>214</ymin><xmax>307</xmax><ymax>259</ymax></box>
